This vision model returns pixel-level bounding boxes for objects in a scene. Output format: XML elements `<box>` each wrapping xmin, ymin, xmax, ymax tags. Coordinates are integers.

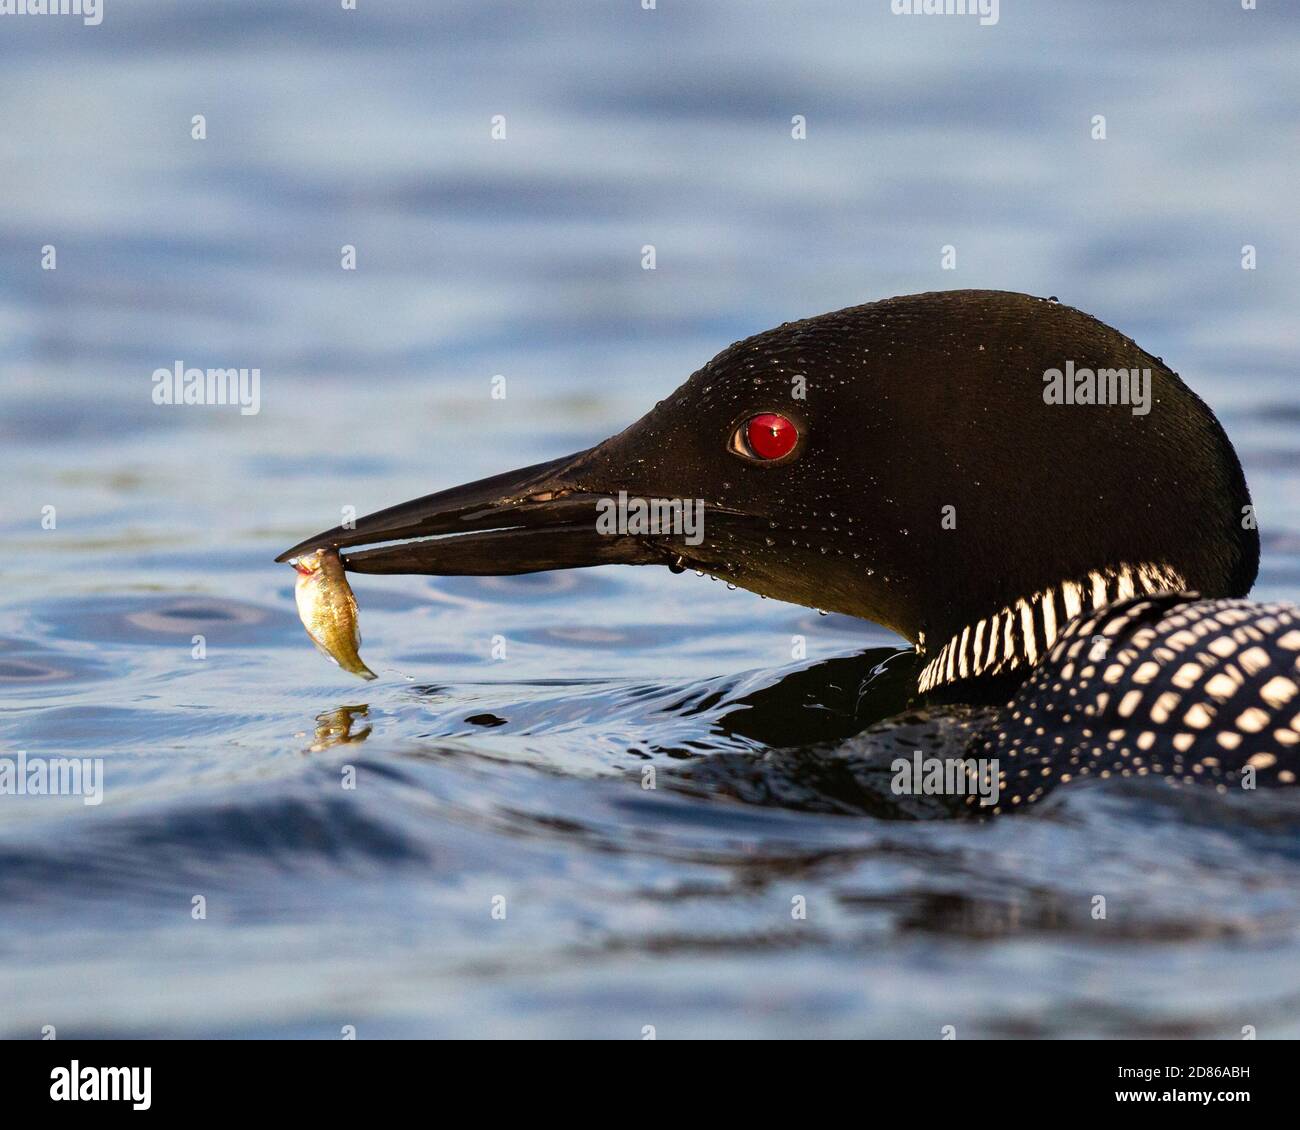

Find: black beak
<box><xmin>275</xmin><ymin>449</ymin><xmax>671</xmax><ymax>576</ymax></box>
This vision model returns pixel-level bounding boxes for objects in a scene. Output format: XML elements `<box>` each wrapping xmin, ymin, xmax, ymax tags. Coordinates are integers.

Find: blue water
<box><xmin>3</xmin><ymin>0</ymin><xmax>1300</xmax><ymax>1038</ymax></box>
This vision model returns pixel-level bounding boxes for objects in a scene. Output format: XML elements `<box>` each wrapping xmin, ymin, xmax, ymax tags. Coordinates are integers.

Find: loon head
<box><xmin>278</xmin><ymin>290</ymin><xmax>1258</xmax><ymax>696</ymax></box>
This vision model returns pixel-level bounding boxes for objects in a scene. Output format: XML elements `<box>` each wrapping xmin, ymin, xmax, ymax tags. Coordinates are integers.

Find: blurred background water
<box><xmin>2</xmin><ymin>0</ymin><xmax>1299</xmax><ymax>1038</ymax></box>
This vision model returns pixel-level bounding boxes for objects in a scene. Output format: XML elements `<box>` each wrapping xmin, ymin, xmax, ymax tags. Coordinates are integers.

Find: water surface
<box><xmin>3</xmin><ymin>0</ymin><xmax>1300</xmax><ymax>1038</ymax></box>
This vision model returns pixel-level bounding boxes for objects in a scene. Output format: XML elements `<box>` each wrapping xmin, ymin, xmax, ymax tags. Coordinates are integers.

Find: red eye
<box><xmin>743</xmin><ymin>413</ymin><xmax>799</xmax><ymax>460</ymax></box>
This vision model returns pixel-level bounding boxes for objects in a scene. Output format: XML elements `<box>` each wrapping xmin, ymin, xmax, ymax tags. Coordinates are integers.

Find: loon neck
<box><xmin>916</xmin><ymin>562</ymin><xmax>1188</xmax><ymax>696</ymax></box>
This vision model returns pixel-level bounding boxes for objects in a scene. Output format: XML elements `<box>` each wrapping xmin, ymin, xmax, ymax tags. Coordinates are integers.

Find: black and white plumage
<box><xmin>967</xmin><ymin>594</ymin><xmax>1300</xmax><ymax>813</ymax></box>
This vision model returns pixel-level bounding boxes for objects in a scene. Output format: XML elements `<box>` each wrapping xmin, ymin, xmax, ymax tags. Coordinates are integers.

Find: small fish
<box><xmin>291</xmin><ymin>548</ymin><xmax>377</xmax><ymax>680</ymax></box>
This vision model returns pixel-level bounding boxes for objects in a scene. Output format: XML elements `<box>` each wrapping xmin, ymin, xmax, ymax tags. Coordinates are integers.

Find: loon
<box><xmin>278</xmin><ymin>290</ymin><xmax>1299</xmax><ymax>813</ymax></box>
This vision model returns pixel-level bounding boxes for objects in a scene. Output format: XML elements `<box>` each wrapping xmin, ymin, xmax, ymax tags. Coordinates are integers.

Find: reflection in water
<box><xmin>307</xmin><ymin>704</ymin><xmax>372</xmax><ymax>752</ymax></box>
<box><xmin>714</xmin><ymin>647</ymin><xmax>917</xmax><ymax>746</ymax></box>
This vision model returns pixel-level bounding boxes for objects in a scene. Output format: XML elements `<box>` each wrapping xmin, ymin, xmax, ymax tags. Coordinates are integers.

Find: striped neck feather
<box><xmin>916</xmin><ymin>562</ymin><xmax>1188</xmax><ymax>695</ymax></box>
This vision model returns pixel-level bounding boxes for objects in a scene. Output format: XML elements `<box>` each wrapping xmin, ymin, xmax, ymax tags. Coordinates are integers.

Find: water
<box><xmin>3</xmin><ymin>0</ymin><xmax>1300</xmax><ymax>1038</ymax></box>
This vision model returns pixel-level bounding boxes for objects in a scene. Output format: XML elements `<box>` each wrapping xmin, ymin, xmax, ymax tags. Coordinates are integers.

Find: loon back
<box><xmin>967</xmin><ymin>594</ymin><xmax>1300</xmax><ymax>812</ymax></box>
